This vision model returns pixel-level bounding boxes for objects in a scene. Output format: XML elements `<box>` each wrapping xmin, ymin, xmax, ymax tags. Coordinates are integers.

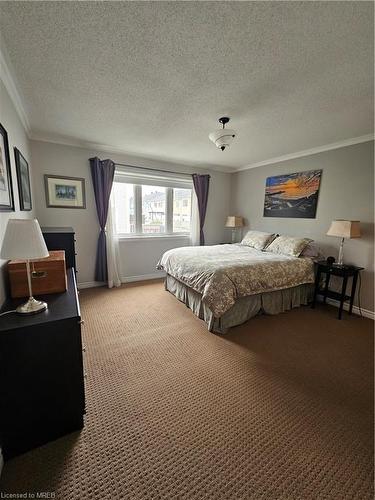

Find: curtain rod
<box><xmin>114</xmin><ymin>162</ymin><xmax>210</xmax><ymax>178</ymax></box>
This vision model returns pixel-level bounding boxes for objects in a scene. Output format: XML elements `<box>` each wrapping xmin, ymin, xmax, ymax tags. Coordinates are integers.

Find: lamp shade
<box><xmin>225</xmin><ymin>216</ymin><xmax>244</xmax><ymax>228</ymax></box>
<box><xmin>209</xmin><ymin>129</ymin><xmax>236</xmax><ymax>151</ymax></box>
<box><xmin>326</xmin><ymin>220</ymin><xmax>361</xmax><ymax>239</ymax></box>
<box><xmin>1</xmin><ymin>219</ymin><xmax>49</xmax><ymax>260</ymax></box>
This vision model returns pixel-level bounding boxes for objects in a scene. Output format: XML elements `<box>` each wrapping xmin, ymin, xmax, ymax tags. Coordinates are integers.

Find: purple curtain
<box><xmin>192</xmin><ymin>174</ymin><xmax>210</xmax><ymax>245</ymax></box>
<box><xmin>89</xmin><ymin>157</ymin><xmax>115</xmax><ymax>282</ymax></box>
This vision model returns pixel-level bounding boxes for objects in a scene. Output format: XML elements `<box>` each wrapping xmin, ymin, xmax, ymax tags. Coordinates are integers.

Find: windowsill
<box><xmin>118</xmin><ymin>234</ymin><xmax>191</xmax><ymax>242</ymax></box>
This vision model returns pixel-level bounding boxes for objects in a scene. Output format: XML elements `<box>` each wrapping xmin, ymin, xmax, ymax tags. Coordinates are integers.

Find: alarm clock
<box><xmin>326</xmin><ymin>256</ymin><xmax>335</xmax><ymax>266</ymax></box>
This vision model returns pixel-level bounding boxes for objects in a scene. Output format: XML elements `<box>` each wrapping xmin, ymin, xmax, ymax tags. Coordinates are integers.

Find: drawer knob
<box><xmin>79</xmin><ymin>320</ymin><xmax>85</xmax><ymax>326</ymax></box>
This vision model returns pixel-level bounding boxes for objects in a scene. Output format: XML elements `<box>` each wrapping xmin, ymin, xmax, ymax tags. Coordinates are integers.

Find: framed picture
<box><xmin>44</xmin><ymin>174</ymin><xmax>86</xmax><ymax>209</ymax></box>
<box><xmin>263</xmin><ymin>169</ymin><xmax>322</xmax><ymax>218</ymax></box>
<box><xmin>14</xmin><ymin>148</ymin><xmax>32</xmax><ymax>211</ymax></box>
<box><xmin>0</xmin><ymin>123</ymin><xmax>15</xmax><ymax>211</ymax></box>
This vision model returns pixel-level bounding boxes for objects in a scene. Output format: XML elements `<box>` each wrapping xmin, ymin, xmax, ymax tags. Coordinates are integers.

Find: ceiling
<box><xmin>0</xmin><ymin>1</ymin><xmax>373</xmax><ymax>171</ymax></box>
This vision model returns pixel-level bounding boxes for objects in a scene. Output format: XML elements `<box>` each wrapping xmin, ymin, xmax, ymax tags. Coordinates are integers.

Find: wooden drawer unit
<box><xmin>42</xmin><ymin>227</ymin><xmax>77</xmax><ymax>270</ymax></box>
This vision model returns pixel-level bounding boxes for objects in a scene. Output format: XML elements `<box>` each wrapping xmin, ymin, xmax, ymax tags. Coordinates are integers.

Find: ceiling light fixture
<box><xmin>209</xmin><ymin>117</ymin><xmax>236</xmax><ymax>151</ymax></box>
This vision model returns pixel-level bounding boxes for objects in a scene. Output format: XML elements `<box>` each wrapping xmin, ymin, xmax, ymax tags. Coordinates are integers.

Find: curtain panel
<box><xmin>192</xmin><ymin>174</ymin><xmax>210</xmax><ymax>245</ymax></box>
<box><xmin>89</xmin><ymin>157</ymin><xmax>115</xmax><ymax>282</ymax></box>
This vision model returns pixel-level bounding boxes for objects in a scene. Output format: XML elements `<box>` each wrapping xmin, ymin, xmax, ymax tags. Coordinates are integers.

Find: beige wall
<box><xmin>30</xmin><ymin>140</ymin><xmax>232</xmax><ymax>285</ymax></box>
<box><xmin>230</xmin><ymin>141</ymin><xmax>374</xmax><ymax>312</ymax></box>
<box><xmin>2</xmin><ymin>76</ymin><xmax>373</xmax><ymax>313</ymax></box>
<box><xmin>0</xmin><ymin>81</ymin><xmax>34</xmax><ymax>305</ymax></box>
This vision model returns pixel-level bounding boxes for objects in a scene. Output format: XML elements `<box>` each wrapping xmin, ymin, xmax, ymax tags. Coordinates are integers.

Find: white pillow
<box><xmin>241</xmin><ymin>230</ymin><xmax>277</xmax><ymax>250</ymax></box>
<box><xmin>266</xmin><ymin>235</ymin><xmax>313</xmax><ymax>257</ymax></box>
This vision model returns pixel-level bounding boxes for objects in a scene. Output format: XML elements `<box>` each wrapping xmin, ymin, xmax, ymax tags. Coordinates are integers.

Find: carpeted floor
<box><xmin>0</xmin><ymin>280</ymin><xmax>373</xmax><ymax>499</ymax></box>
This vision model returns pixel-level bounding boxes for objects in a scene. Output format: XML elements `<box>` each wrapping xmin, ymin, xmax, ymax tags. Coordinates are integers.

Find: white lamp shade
<box><xmin>209</xmin><ymin>129</ymin><xmax>236</xmax><ymax>150</ymax></box>
<box><xmin>1</xmin><ymin>219</ymin><xmax>49</xmax><ymax>260</ymax></box>
<box><xmin>326</xmin><ymin>220</ymin><xmax>361</xmax><ymax>239</ymax></box>
<box><xmin>225</xmin><ymin>216</ymin><xmax>244</xmax><ymax>228</ymax></box>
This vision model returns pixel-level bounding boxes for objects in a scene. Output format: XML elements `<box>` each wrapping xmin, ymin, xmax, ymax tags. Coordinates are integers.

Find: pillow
<box><xmin>241</xmin><ymin>230</ymin><xmax>277</xmax><ymax>250</ymax></box>
<box><xmin>300</xmin><ymin>242</ymin><xmax>323</xmax><ymax>260</ymax></box>
<box><xmin>266</xmin><ymin>235</ymin><xmax>313</xmax><ymax>257</ymax></box>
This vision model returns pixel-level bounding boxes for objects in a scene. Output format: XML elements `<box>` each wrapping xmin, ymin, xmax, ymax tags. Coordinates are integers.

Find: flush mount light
<box><xmin>209</xmin><ymin>117</ymin><xmax>236</xmax><ymax>151</ymax></box>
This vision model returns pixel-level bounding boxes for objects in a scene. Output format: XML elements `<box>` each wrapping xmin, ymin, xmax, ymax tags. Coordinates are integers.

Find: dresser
<box><xmin>42</xmin><ymin>226</ymin><xmax>77</xmax><ymax>271</ymax></box>
<box><xmin>0</xmin><ymin>269</ymin><xmax>85</xmax><ymax>459</ymax></box>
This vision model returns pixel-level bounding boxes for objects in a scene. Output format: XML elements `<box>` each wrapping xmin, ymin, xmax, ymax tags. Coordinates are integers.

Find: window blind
<box><xmin>114</xmin><ymin>165</ymin><xmax>193</xmax><ymax>189</ymax></box>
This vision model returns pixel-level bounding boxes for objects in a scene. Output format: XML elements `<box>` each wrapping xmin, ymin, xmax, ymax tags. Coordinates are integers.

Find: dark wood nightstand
<box><xmin>311</xmin><ymin>261</ymin><xmax>364</xmax><ymax>319</ymax></box>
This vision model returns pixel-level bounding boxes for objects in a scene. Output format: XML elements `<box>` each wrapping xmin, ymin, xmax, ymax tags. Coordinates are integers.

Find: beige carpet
<box><xmin>0</xmin><ymin>280</ymin><xmax>373</xmax><ymax>499</ymax></box>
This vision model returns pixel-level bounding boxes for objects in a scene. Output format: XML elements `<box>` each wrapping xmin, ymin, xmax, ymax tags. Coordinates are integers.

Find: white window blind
<box><xmin>114</xmin><ymin>165</ymin><xmax>193</xmax><ymax>189</ymax></box>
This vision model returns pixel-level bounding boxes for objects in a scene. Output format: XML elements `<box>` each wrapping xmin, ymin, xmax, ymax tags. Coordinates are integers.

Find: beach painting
<box><xmin>263</xmin><ymin>169</ymin><xmax>322</xmax><ymax>218</ymax></box>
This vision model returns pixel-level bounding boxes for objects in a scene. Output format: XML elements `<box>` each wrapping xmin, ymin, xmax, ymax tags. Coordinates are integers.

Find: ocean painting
<box><xmin>263</xmin><ymin>169</ymin><xmax>322</xmax><ymax>218</ymax></box>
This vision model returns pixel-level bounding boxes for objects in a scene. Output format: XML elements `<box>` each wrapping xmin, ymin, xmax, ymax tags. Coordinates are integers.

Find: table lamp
<box><xmin>1</xmin><ymin>219</ymin><xmax>49</xmax><ymax>314</ymax></box>
<box><xmin>326</xmin><ymin>220</ymin><xmax>361</xmax><ymax>266</ymax></box>
<box><xmin>225</xmin><ymin>216</ymin><xmax>244</xmax><ymax>243</ymax></box>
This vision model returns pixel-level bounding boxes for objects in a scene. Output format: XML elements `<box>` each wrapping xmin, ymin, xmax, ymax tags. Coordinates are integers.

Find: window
<box><xmin>173</xmin><ymin>188</ymin><xmax>192</xmax><ymax>233</ymax></box>
<box><xmin>113</xmin><ymin>182</ymin><xmax>135</xmax><ymax>234</ymax></box>
<box><xmin>142</xmin><ymin>185</ymin><xmax>166</xmax><ymax>234</ymax></box>
<box><xmin>113</xmin><ymin>167</ymin><xmax>192</xmax><ymax>237</ymax></box>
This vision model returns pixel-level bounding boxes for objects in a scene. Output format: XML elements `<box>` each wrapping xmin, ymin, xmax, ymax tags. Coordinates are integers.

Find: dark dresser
<box><xmin>0</xmin><ymin>269</ymin><xmax>85</xmax><ymax>459</ymax></box>
<box><xmin>42</xmin><ymin>227</ymin><xmax>77</xmax><ymax>270</ymax></box>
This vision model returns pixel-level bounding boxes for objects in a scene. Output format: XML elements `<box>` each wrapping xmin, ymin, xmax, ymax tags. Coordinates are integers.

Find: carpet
<box><xmin>0</xmin><ymin>280</ymin><xmax>373</xmax><ymax>499</ymax></box>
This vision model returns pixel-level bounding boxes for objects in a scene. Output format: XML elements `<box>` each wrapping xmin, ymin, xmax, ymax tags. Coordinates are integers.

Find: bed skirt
<box><xmin>165</xmin><ymin>274</ymin><xmax>314</xmax><ymax>334</ymax></box>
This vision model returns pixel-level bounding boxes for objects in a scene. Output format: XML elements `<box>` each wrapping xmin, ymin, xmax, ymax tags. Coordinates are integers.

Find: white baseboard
<box><xmin>78</xmin><ymin>272</ymin><xmax>165</xmax><ymax>289</ymax></box>
<box><xmin>319</xmin><ymin>296</ymin><xmax>374</xmax><ymax>320</ymax></box>
<box><xmin>121</xmin><ymin>272</ymin><xmax>165</xmax><ymax>283</ymax></box>
<box><xmin>77</xmin><ymin>281</ymin><xmax>105</xmax><ymax>289</ymax></box>
<box><xmin>77</xmin><ymin>279</ymin><xmax>374</xmax><ymax>320</ymax></box>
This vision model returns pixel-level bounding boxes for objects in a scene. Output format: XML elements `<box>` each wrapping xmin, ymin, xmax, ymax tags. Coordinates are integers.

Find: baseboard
<box><xmin>319</xmin><ymin>296</ymin><xmax>374</xmax><ymax>320</ymax></box>
<box><xmin>76</xmin><ymin>279</ymin><xmax>374</xmax><ymax>319</ymax></box>
<box><xmin>77</xmin><ymin>281</ymin><xmax>106</xmax><ymax>290</ymax></box>
<box><xmin>78</xmin><ymin>273</ymin><xmax>165</xmax><ymax>289</ymax></box>
<box><xmin>121</xmin><ymin>272</ymin><xmax>165</xmax><ymax>283</ymax></box>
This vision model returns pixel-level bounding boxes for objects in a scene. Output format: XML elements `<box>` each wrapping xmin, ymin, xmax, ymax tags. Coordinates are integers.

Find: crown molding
<box><xmin>0</xmin><ymin>40</ymin><xmax>31</xmax><ymax>135</ymax></box>
<box><xmin>30</xmin><ymin>132</ymin><xmax>234</xmax><ymax>173</ymax></box>
<box><xmin>1</xmin><ymin>33</ymin><xmax>371</xmax><ymax>174</ymax></box>
<box><xmin>234</xmin><ymin>134</ymin><xmax>374</xmax><ymax>172</ymax></box>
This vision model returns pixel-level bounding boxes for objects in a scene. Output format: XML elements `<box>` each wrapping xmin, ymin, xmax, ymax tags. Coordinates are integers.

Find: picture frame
<box><xmin>44</xmin><ymin>174</ymin><xmax>86</xmax><ymax>209</ymax></box>
<box><xmin>14</xmin><ymin>148</ymin><xmax>32</xmax><ymax>211</ymax></box>
<box><xmin>0</xmin><ymin>123</ymin><xmax>15</xmax><ymax>212</ymax></box>
<box><xmin>263</xmin><ymin>169</ymin><xmax>322</xmax><ymax>219</ymax></box>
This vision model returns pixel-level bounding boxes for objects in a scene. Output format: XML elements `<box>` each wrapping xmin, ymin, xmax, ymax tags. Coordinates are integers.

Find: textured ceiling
<box><xmin>0</xmin><ymin>1</ymin><xmax>373</xmax><ymax>170</ymax></box>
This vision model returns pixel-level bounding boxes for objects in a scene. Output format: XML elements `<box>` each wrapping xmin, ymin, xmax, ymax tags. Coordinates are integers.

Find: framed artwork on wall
<box><xmin>263</xmin><ymin>169</ymin><xmax>322</xmax><ymax>218</ymax></box>
<box><xmin>44</xmin><ymin>174</ymin><xmax>86</xmax><ymax>209</ymax></box>
<box><xmin>14</xmin><ymin>148</ymin><xmax>32</xmax><ymax>211</ymax></box>
<box><xmin>0</xmin><ymin>123</ymin><xmax>15</xmax><ymax>212</ymax></box>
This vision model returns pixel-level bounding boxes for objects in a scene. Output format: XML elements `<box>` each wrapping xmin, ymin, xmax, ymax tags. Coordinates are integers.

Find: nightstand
<box><xmin>311</xmin><ymin>261</ymin><xmax>364</xmax><ymax>319</ymax></box>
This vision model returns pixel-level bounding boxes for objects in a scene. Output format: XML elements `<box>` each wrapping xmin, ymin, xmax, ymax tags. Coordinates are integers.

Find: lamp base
<box><xmin>16</xmin><ymin>297</ymin><xmax>47</xmax><ymax>315</ymax></box>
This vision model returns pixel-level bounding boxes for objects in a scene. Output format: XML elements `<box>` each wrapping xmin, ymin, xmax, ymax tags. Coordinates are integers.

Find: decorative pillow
<box><xmin>266</xmin><ymin>235</ymin><xmax>313</xmax><ymax>257</ymax></box>
<box><xmin>241</xmin><ymin>230</ymin><xmax>277</xmax><ymax>250</ymax></box>
<box><xmin>300</xmin><ymin>242</ymin><xmax>323</xmax><ymax>260</ymax></box>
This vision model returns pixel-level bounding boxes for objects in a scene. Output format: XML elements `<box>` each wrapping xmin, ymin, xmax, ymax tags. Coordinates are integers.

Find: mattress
<box><xmin>158</xmin><ymin>244</ymin><xmax>315</xmax><ymax>318</ymax></box>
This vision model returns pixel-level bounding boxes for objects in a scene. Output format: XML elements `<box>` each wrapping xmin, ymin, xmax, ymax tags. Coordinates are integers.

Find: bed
<box><xmin>157</xmin><ymin>242</ymin><xmax>315</xmax><ymax>334</ymax></box>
